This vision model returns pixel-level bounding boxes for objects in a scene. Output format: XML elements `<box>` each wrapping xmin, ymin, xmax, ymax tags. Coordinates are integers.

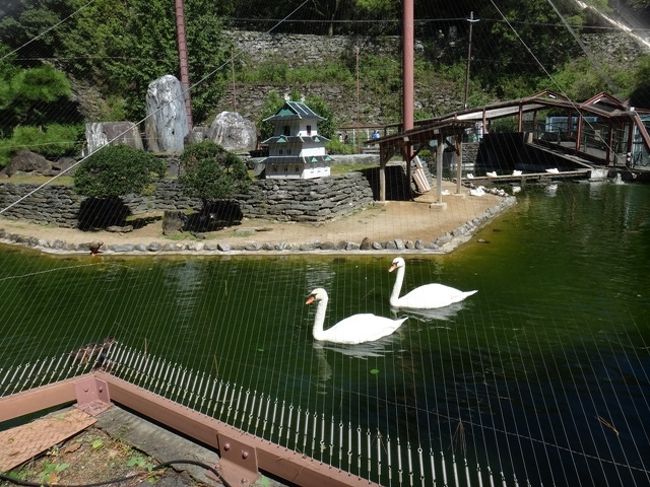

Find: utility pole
<box><xmin>403</xmin><ymin>0</ymin><xmax>414</xmax><ymax>132</ymax></box>
<box><xmin>174</xmin><ymin>0</ymin><xmax>193</xmax><ymax>131</ymax></box>
<box><xmin>355</xmin><ymin>46</ymin><xmax>360</xmax><ymax>127</ymax></box>
<box><xmin>231</xmin><ymin>51</ymin><xmax>237</xmax><ymax>112</ymax></box>
<box><xmin>463</xmin><ymin>11</ymin><xmax>479</xmax><ymax>110</ymax></box>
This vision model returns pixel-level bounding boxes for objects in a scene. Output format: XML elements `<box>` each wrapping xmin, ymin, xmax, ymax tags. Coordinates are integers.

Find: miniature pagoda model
<box><xmin>262</xmin><ymin>100</ymin><xmax>332</xmax><ymax>179</ymax></box>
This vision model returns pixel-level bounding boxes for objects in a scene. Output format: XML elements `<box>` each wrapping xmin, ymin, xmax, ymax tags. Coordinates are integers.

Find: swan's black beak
<box><xmin>305</xmin><ymin>294</ymin><xmax>316</xmax><ymax>305</ymax></box>
<box><xmin>388</xmin><ymin>264</ymin><xmax>397</xmax><ymax>273</ymax></box>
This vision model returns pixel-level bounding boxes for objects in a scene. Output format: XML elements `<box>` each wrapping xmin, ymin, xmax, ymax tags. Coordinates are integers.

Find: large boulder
<box><xmin>208</xmin><ymin>111</ymin><xmax>257</xmax><ymax>153</ymax></box>
<box><xmin>5</xmin><ymin>150</ymin><xmax>52</xmax><ymax>176</ymax></box>
<box><xmin>144</xmin><ymin>75</ymin><xmax>189</xmax><ymax>154</ymax></box>
<box><xmin>85</xmin><ymin>122</ymin><xmax>144</xmax><ymax>154</ymax></box>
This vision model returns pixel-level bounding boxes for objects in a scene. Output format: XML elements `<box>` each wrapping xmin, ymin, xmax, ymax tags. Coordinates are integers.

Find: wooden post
<box><xmin>403</xmin><ymin>137</ymin><xmax>411</xmax><ymax>200</ymax></box>
<box><xmin>379</xmin><ymin>145</ymin><xmax>386</xmax><ymax>202</ymax></box>
<box><xmin>606</xmin><ymin>120</ymin><xmax>614</xmax><ymax>166</ymax></box>
<box><xmin>517</xmin><ymin>103</ymin><xmax>523</xmax><ymax>132</ymax></box>
<box><xmin>482</xmin><ymin>109</ymin><xmax>488</xmax><ymax>136</ymax></box>
<box><xmin>456</xmin><ymin>134</ymin><xmax>463</xmax><ymax>194</ymax></box>
<box><xmin>626</xmin><ymin>117</ymin><xmax>634</xmax><ymax>163</ymax></box>
<box><xmin>436</xmin><ymin>136</ymin><xmax>443</xmax><ymax>202</ymax></box>
<box><xmin>174</xmin><ymin>0</ymin><xmax>193</xmax><ymax>131</ymax></box>
<box><xmin>576</xmin><ymin>113</ymin><xmax>583</xmax><ymax>152</ymax></box>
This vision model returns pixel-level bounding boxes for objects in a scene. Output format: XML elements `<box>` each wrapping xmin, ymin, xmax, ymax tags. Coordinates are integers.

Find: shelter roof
<box><xmin>418</xmin><ymin>90</ymin><xmax>641</xmax><ymax>125</ymax></box>
<box><xmin>367</xmin><ymin>120</ymin><xmax>474</xmax><ymax>151</ymax></box>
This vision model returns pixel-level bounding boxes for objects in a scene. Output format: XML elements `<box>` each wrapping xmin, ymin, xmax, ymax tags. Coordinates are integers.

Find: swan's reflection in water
<box><xmin>390</xmin><ymin>301</ymin><xmax>465</xmax><ymax>322</ymax></box>
<box><xmin>313</xmin><ymin>334</ymin><xmax>402</xmax><ymax>394</ymax></box>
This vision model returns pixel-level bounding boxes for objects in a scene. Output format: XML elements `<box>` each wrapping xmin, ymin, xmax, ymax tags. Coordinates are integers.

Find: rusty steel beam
<box><xmin>95</xmin><ymin>372</ymin><xmax>379</xmax><ymax>487</ymax></box>
<box><xmin>1</xmin><ymin>372</ymin><xmax>381</xmax><ymax>487</ymax></box>
<box><xmin>0</xmin><ymin>376</ymin><xmax>78</xmax><ymax>423</ymax></box>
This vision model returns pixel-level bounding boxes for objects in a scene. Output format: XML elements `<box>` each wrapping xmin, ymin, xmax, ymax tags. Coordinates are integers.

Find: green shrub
<box><xmin>326</xmin><ymin>139</ymin><xmax>356</xmax><ymax>155</ymax></box>
<box><xmin>74</xmin><ymin>145</ymin><xmax>165</xmax><ymax>198</ymax></box>
<box><xmin>0</xmin><ymin>124</ymin><xmax>83</xmax><ymax>167</ymax></box>
<box><xmin>179</xmin><ymin>141</ymin><xmax>250</xmax><ymax>204</ymax></box>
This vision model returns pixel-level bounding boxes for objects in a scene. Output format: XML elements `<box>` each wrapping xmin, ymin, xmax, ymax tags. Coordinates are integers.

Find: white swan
<box><xmin>306</xmin><ymin>288</ymin><xmax>407</xmax><ymax>344</ymax></box>
<box><xmin>545</xmin><ymin>167</ymin><xmax>559</xmax><ymax>174</ymax></box>
<box><xmin>486</xmin><ymin>171</ymin><xmax>498</xmax><ymax>177</ymax></box>
<box><xmin>388</xmin><ymin>257</ymin><xmax>478</xmax><ymax>309</ymax></box>
<box><xmin>512</xmin><ymin>169</ymin><xmax>522</xmax><ymax>176</ymax></box>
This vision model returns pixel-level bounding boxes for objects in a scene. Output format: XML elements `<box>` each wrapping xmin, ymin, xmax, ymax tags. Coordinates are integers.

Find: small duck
<box><xmin>469</xmin><ymin>186</ymin><xmax>486</xmax><ymax>197</ymax></box>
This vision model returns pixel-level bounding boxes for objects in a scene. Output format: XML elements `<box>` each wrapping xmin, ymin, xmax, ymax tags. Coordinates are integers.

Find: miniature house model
<box><xmin>262</xmin><ymin>100</ymin><xmax>332</xmax><ymax>179</ymax></box>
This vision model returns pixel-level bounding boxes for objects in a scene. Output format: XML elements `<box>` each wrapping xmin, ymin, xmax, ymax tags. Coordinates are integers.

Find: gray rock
<box><xmin>85</xmin><ymin>122</ymin><xmax>144</xmax><ymax>154</ymax></box>
<box><xmin>299</xmin><ymin>243</ymin><xmax>316</xmax><ymax>251</ymax></box>
<box><xmin>372</xmin><ymin>241</ymin><xmax>383</xmax><ymax>250</ymax></box>
<box><xmin>415</xmin><ymin>239</ymin><xmax>424</xmax><ymax>250</ymax></box>
<box><xmin>144</xmin><ymin>75</ymin><xmax>189</xmax><ymax>153</ymax></box>
<box><xmin>384</xmin><ymin>240</ymin><xmax>397</xmax><ymax>250</ymax></box>
<box><xmin>336</xmin><ymin>240</ymin><xmax>348</xmax><ymax>250</ymax></box>
<box><xmin>203</xmin><ymin>242</ymin><xmax>219</xmax><ymax>251</ymax></box>
<box><xmin>217</xmin><ymin>242</ymin><xmax>231</xmax><ymax>252</ymax></box>
<box><xmin>6</xmin><ymin>150</ymin><xmax>51</xmax><ymax>176</ymax></box>
<box><xmin>244</xmin><ymin>242</ymin><xmax>260</xmax><ymax>251</ymax></box>
<box><xmin>394</xmin><ymin>239</ymin><xmax>405</xmax><ymax>250</ymax></box>
<box><xmin>208</xmin><ymin>111</ymin><xmax>256</xmax><ymax>153</ymax></box>
<box><xmin>147</xmin><ymin>242</ymin><xmax>162</xmax><ymax>252</ymax></box>
<box><xmin>134</xmin><ymin>244</ymin><xmax>147</xmax><ymax>252</ymax></box>
<box><xmin>345</xmin><ymin>241</ymin><xmax>360</xmax><ymax>251</ymax></box>
<box><xmin>359</xmin><ymin>237</ymin><xmax>372</xmax><ymax>250</ymax></box>
<box><xmin>106</xmin><ymin>225</ymin><xmax>133</xmax><ymax>233</ymax></box>
<box><xmin>319</xmin><ymin>241</ymin><xmax>335</xmax><ymax>250</ymax></box>
<box><xmin>162</xmin><ymin>210</ymin><xmax>186</xmax><ymax>236</ymax></box>
<box><xmin>109</xmin><ymin>244</ymin><xmax>135</xmax><ymax>252</ymax></box>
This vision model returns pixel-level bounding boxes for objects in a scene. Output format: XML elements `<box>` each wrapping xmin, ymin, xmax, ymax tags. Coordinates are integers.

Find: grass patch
<box><xmin>1</xmin><ymin>174</ymin><xmax>75</xmax><ymax>186</ymax></box>
<box><xmin>330</xmin><ymin>163</ymin><xmax>376</xmax><ymax>175</ymax></box>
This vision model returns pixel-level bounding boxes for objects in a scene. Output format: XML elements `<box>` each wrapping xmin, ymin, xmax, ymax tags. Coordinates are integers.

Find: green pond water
<box><xmin>1</xmin><ymin>180</ymin><xmax>649</xmax><ymax>485</ymax></box>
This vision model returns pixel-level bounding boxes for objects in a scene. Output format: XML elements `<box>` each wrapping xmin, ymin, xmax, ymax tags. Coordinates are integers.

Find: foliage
<box><xmin>74</xmin><ymin>145</ymin><xmax>165</xmax><ymax>198</ymax></box>
<box><xmin>326</xmin><ymin>139</ymin><xmax>357</xmax><ymax>154</ymax></box>
<box><xmin>547</xmin><ymin>57</ymin><xmax>637</xmax><ymax>102</ymax></box>
<box><xmin>629</xmin><ymin>54</ymin><xmax>650</xmax><ymax>108</ymax></box>
<box><xmin>474</xmin><ymin>1</ymin><xmax>584</xmax><ymax>97</ymax></box>
<box><xmin>0</xmin><ymin>65</ymin><xmax>75</xmax><ymax>134</ymax></box>
<box><xmin>237</xmin><ymin>60</ymin><xmax>354</xmax><ymax>86</ymax></box>
<box><xmin>0</xmin><ymin>123</ymin><xmax>83</xmax><ymax>166</ymax></box>
<box><xmin>179</xmin><ymin>141</ymin><xmax>250</xmax><ymax>203</ymax></box>
<box><xmin>0</xmin><ymin>0</ymin><xmax>232</xmax><ymax>124</ymax></box>
<box><xmin>359</xmin><ymin>54</ymin><xmax>402</xmax><ymax>121</ymax></box>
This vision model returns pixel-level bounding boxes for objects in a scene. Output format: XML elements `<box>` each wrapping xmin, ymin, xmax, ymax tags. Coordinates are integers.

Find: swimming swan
<box><xmin>306</xmin><ymin>288</ymin><xmax>407</xmax><ymax>344</ymax></box>
<box><xmin>388</xmin><ymin>257</ymin><xmax>478</xmax><ymax>309</ymax></box>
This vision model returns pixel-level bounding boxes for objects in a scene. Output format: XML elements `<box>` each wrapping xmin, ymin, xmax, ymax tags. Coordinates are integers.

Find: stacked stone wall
<box><xmin>0</xmin><ymin>172</ymin><xmax>374</xmax><ymax>227</ymax></box>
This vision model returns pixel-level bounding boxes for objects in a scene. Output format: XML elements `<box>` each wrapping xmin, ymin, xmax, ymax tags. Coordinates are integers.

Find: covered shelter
<box><xmin>367</xmin><ymin>120</ymin><xmax>474</xmax><ymax>202</ymax></box>
<box><xmin>422</xmin><ymin>90</ymin><xmax>650</xmax><ymax>170</ymax></box>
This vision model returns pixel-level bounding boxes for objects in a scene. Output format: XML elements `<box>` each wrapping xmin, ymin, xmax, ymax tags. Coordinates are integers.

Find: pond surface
<box><xmin>1</xmin><ymin>180</ymin><xmax>649</xmax><ymax>485</ymax></box>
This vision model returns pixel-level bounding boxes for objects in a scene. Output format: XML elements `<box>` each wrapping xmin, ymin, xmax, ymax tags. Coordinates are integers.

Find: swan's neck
<box><xmin>312</xmin><ymin>295</ymin><xmax>329</xmax><ymax>340</ymax></box>
<box><xmin>390</xmin><ymin>266</ymin><xmax>405</xmax><ymax>307</ymax></box>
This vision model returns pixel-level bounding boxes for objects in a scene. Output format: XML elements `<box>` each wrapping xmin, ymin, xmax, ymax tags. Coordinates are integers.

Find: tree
<box><xmin>0</xmin><ymin>64</ymin><xmax>75</xmax><ymax>134</ymax></box>
<box><xmin>179</xmin><ymin>141</ymin><xmax>250</xmax><ymax>205</ymax></box>
<box><xmin>74</xmin><ymin>145</ymin><xmax>165</xmax><ymax>198</ymax></box>
<box><xmin>58</xmin><ymin>0</ymin><xmax>231</xmax><ymax>123</ymax></box>
<box><xmin>74</xmin><ymin>144</ymin><xmax>166</xmax><ymax>229</ymax></box>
